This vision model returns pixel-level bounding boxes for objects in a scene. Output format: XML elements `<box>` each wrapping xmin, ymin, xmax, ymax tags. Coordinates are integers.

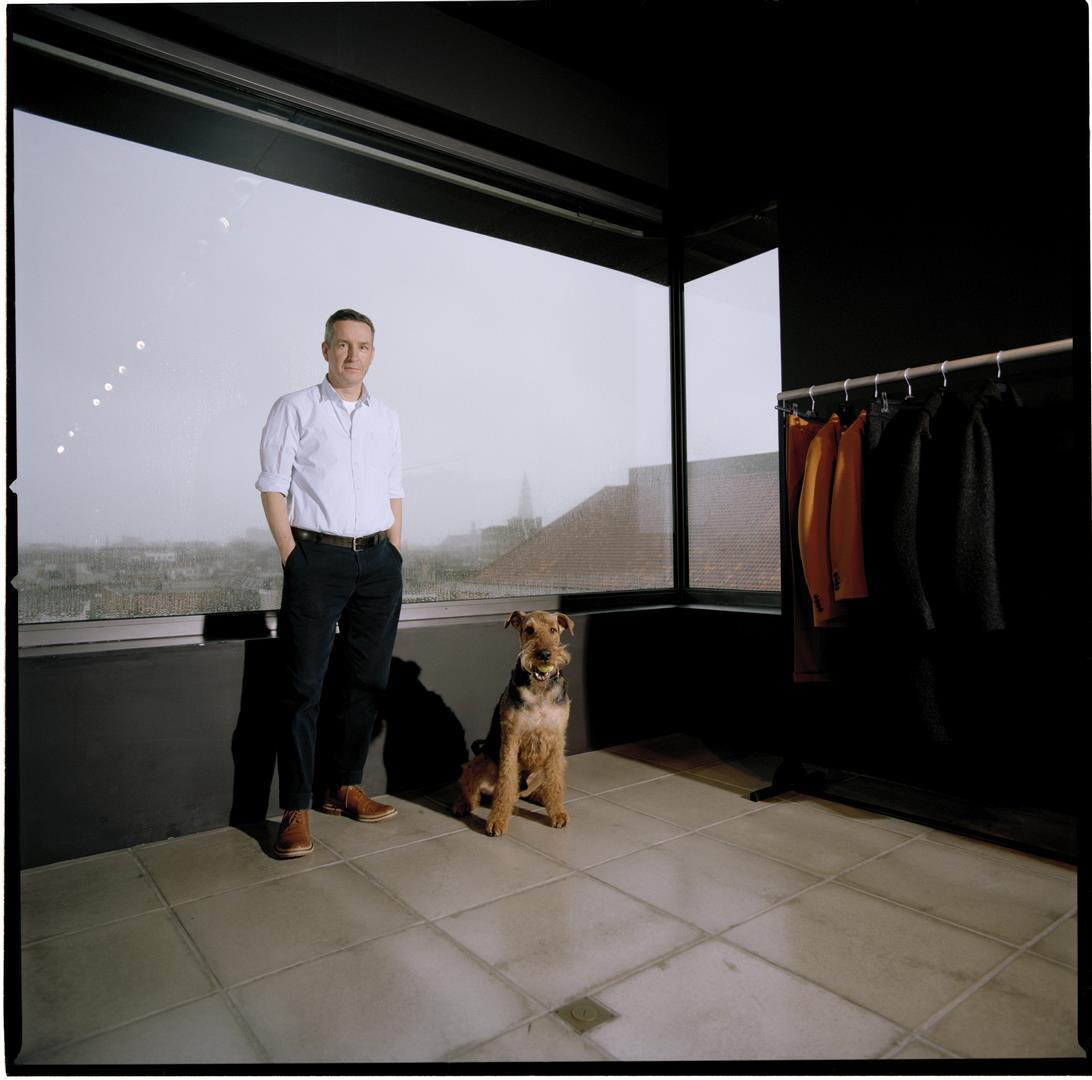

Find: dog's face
<box><xmin>505</xmin><ymin>610</ymin><xmax>574</xmax><ymax>683</ymax></box>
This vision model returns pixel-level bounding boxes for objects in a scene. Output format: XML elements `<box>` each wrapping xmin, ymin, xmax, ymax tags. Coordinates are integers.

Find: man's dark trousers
<box><xmin>277</xmin><ymin>536</ymin><xmax>403</xmax><ymax>810</ymax></box>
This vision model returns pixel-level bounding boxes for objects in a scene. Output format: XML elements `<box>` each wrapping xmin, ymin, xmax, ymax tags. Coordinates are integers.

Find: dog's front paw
<box><xmin>548</xmin><ymin>809</ymin><xmax>568</xmax><ymax>829</ymax></box>
<box><xmin>484</xmin><ymin>816</ymin><xmax>508</xmax><ymax>837</ymax></box>
<box><xmin>452</xmin><ymin>797</ymin><xmax>470</xmax><ymax>817</ymax></box>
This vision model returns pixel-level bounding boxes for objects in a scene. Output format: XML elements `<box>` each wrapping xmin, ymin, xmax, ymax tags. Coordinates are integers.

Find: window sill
<box><xmin>16</xmin><ymin>592</ymin><xmax>779</xmax><ymax>657</ymax></box>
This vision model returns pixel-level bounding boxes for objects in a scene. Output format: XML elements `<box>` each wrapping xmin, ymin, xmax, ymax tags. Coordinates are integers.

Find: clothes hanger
<box><xmin>774</xmin><ymin>398</ymin><xmax>801</xmax><ymax>417</ymax></box>
<box><xmin>870</xmin><ymin>371</ymin><xmax>890</xmax><ymax>414</ymax></box>
<box><xmin>836</xmin><ymin>377</ymin><xmax>857</xmax><ymax>426</ymax></box>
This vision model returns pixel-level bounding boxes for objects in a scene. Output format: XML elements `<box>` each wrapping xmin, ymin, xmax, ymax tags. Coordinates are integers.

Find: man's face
<box><xmin>322</xmin><ymin>320</ymin><xmax>374</xmax><ymax>390</ymax></box>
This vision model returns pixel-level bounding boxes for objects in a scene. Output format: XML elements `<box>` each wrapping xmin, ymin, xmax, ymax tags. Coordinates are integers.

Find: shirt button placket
<box><xmin>350</xmin><ymin>413</ymin><xmax>362</xmax><ymax>539</ymax></box>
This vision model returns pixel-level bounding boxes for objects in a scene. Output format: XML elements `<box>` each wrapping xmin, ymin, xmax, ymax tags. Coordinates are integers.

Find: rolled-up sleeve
<box><xmin>388</xmin><ymin>415</ymin><xmax>405</xmax><ymax>499</ymax></box>
<box><xmin>256</xmin><ymin>396</ymin><xmax>298</xmax><ymax>495</ymax></box>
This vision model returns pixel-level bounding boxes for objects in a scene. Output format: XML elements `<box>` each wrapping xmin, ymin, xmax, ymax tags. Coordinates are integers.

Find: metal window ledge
<box><xmin>16</xmin><ymin>593</ymin><xmax>776</xmax><ymax>657</ymax></box>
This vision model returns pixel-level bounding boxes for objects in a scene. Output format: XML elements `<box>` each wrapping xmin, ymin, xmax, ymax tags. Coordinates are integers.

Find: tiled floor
<box><xmin>15</xmin><ymin>734</ymin><xmax>1083</xmax><ymax>1065</ymax></box>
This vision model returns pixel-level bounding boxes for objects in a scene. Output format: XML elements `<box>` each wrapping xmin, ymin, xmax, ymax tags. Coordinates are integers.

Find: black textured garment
<box><xmin>920</xmin><ymin>380</ymin><xmax>1022</xmax><ymax>632</ymax></box>
<box><xmin>858</xmin><ymin>393</ymin><xmax>949</xmax><ymax>743</ymax></box>
<box><xmin>863</xmin><ymin>391</ymin><xmax>943</xmax><ymax>633</ymax></box>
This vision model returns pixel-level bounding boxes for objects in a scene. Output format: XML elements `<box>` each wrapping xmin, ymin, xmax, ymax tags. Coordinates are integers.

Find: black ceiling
<box><xmin>430</xmin><ymin>0</ymin><xmax>1086</xmax><ymax>224</ymax></box>
<box><xmin>13</xmin><ymin>1</ymin><xmax>1086</xmax><ymax>276</ymax></box>
<box><xmin>428</xmin><ymin>0</ymin><xmax>700</xmax><ymax>107</ymax></box>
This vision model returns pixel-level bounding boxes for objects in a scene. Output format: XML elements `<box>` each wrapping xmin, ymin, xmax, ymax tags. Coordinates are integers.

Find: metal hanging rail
<box><xmin>777</xmin><ymin>337</ymin><xmax>1073</xmax><ymax>404</ymax></box>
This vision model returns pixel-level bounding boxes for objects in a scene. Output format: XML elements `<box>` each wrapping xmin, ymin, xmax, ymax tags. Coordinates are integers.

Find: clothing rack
<box><xmin>754</xmin><ymin>334</ymin><xmax>1078</xmax><ymax>848</ymax></box>
<box><xmin>776</xmin><ymin>337</ymin><xmax>1073</xmax><ymax>407</ymax></box>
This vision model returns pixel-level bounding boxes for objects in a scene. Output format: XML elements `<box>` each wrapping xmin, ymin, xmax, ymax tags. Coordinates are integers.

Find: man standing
<box><xmin>256</xmin><ymin>309</ymin><xmax>404</xmax><ymax>858</ymax></box>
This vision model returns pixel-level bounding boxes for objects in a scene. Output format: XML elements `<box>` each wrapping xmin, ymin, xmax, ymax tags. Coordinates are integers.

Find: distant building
<box><xmin>479</xmin><ymin>473</ymin><xmax>542</xmax><ymax>564</ymax></box>
<box><xmin>475</xmin><ymin>453</ymin><xmax>780</xmax><ymax>594</ymax></box>
<box><xmin>437</xmin><ymin>521</ymin><xmax>480</xmax><ymax>555</ymax></box>
<box><xmin>687</xmin><ymin>454</ymin><xmax>781</xmax><ymax>591</ymax></box>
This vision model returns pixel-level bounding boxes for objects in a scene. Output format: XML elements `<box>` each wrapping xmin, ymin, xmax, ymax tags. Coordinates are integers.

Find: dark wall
<box><xmin>778</xmin><ymin>197</ymin><xmax>1077</xmax><ymax>391</ymax></box>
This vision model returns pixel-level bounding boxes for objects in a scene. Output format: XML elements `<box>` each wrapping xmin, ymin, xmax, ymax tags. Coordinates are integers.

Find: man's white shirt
<box><xmin>257</xmin><ymin>376</ymin><xmax>403</xmax><ymax>537</ymax></box>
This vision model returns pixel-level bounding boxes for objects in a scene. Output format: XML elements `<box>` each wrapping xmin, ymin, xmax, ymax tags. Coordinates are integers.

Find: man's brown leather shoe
<box><xmin>273</xmin><ymin>809</ymin><xmax>314</xmax><ymax>858</ymax></box>
<box><xmin>320</xmin><ymin>785</ymin><xmax>398</xmax><ymax>822</ymax></box>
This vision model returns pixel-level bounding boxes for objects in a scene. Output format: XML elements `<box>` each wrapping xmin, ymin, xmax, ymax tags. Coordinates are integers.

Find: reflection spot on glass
<box><xmin>118</xmin><ymin>365</ymin><xmax>127</xmax><ymax>375</ymax></box>
<box><xmin>56</xmin><ymin>446</ymin><xmax>65</xmax><ymax>454</ymax></box>
<box><xmin>104</xmin><ymin>383</ymin><xmax>113</xmax><ymax>392</ymax></box>
<box><xmin>218</xmin><ymin>216</ymin><xmax>230</xmax><ymax>230</ymax></box>
<box><xmin>136</xmin><ymin>341</ymin><xmax>146</xmax><ymax>350</ymax></box>
<box><xmin>68</xmin><ymin>430</ymin><xmax>75</xmax><ymax>438</ymax></box>
<box><xmin>92</xmin><ymin>399</ymin><xmax>101</xmax><ymax>407</ymax></box>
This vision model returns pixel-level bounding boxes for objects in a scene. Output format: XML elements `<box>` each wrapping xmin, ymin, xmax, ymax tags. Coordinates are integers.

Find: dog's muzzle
<box><xmin>523</xmin><ymin>650</ymin><xmax>567</xmax><ymax>683</ymax></box>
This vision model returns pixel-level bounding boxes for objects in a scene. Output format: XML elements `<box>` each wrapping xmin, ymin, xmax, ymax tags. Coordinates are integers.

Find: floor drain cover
<box><xmin>554</xmin><ymin>996</ymin><xmax>617</xmax><ymax>1034</ymax></box>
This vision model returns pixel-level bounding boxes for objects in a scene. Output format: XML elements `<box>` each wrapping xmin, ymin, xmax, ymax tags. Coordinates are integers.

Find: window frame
<box><xmin>9</xmin><ymin>8</ymin><xmax>780</xmax><ymax>656</ymax></box>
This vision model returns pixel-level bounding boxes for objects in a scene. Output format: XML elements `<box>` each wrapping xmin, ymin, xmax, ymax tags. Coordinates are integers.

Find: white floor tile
<box><xmin>926</xmin><ymin>953</ymin><xmax>1082</xmax><ymax>1058</ymax></box>
<box><xmin>15</xmin><ymin>734</ymin><xmax>1080</xmax><ymax>1065</ymax></box>
<box><xmin>1029</xmin><ymin>914</ymin><xmax>1077</xmax><ymax>968</ymax></box>
<box><xmin>481</xmin><ymin>795</ymin><xmax>685</xmax><ymax>869</ymax></box>
<box><xmin>307</xmin><ymin>795</ymin><xmax>463</xmax><ymax>858</ymax></box>
<box><xmin>18</xmin><ymin>995</ymin><xmax>265</xmax><ymax>1066</ymax></box>
<box><xmin>438</xmin><ymin>875</ymin><xmax>700</xmax><ymax>1008</ymax></box>
<box><xmin>135</xmin><ymin>825</ymin><xmax>337</xmax><ymax>904</ymax></box>
<box><xmin>841</xmin><ymin>837</ymin><xmax>1077</xmax><ymax>944</ymax></box>
<box><xmin>724</xmin><ymin>881</ymin><xmax>1013</xmax><ymax>1028</ymax></box>
<box><xmin>589</xmin><ymin>832</ymin><xmax>819</xmax><ymax>933</ymax></box>
<box><xmin>21</xmin><ymin>851</ymin><xmax>163</xmax><ymax>943</ymax></box>
<box><xmin>591</xmin><ymin>939</ymin><xmax>904</xmax><ymax>1060</ymax></box>
<box><xmin>598</xmin><ymin>772</ymin><xmax>762</xmax><ymax>829</ymax></box>
<box><xmin>230</xmin><ymin>924</ymin><xmax>536</xmax><ymax>1062</ymax></box>
<box><xmin>562</xmin><ymin>750</ymin><xmax>673</xmax><ymax>793</ymax></box>
<box><xmin>176</xmin><ymin>862</ymin><xmax>420</xmax><ymax>985</ymax></box>
<box><xmin>355</xmin><ymin>828</ymin><xmax>568</xmax><ymax>919</ymax></box>
<box><xmin>702</xmin><ymin>798</ymin><xmax>910</xmax><ymax>876</ymax></box>
<box><xmin>20</xmin><ymin>912</ymin><xmax>215</xmax><ymax>1057</ymax></box>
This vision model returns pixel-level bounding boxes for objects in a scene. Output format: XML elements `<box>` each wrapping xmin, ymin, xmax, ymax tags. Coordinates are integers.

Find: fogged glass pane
<box><xmin>684</xmin><ymin>249</ymin><xmax>781</xmax><ymax>592</ymax></box>
<box><xmin>13</xmin><ymin>112</ymin><xmax>671</xmax><ymax>623</ymax></box>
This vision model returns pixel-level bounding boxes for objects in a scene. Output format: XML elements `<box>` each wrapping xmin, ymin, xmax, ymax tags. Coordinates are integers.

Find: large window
<box><xmin>684</xmin><ymin>249</ymin><xmax>782</xmax><ymax>594</ymax></box>
<box><xmin>13</xmin><ymin>112</ymin><xmax>671</xmax><ymax>623</ymax></box>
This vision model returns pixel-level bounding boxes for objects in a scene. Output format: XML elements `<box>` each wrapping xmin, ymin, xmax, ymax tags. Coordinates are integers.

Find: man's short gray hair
<box><xmin>324</xmin><ymin>308</ymin><xmax>375</xmax><ymax>345</ymax></box>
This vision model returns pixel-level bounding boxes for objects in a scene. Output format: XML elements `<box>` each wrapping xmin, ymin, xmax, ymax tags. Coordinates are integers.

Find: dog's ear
<box><xmin>504</xmin><ymin>610</ymin><xmax>526</xmax><ymax>630</ymax></box>
<box><xmin>555</xmin><ymin>613</ymin><xmax>575</xmax><ymax>638</ymax></box>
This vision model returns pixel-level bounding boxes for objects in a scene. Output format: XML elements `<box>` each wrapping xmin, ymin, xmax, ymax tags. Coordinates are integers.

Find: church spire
<box><xmin>517</xmin><ymin>472</ymin><xmax>533</xmax><ymax>520</ymax></box>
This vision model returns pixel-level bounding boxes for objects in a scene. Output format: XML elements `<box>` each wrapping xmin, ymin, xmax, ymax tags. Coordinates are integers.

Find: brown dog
<box><xmin>453</xmin><ymin>610</ymin><xmax>573</xmax><ymax>836</ymax></box>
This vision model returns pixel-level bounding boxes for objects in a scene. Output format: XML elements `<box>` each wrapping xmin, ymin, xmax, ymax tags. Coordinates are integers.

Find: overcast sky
<box><xmin>13</xmin><ymin>111</ymin><xmax>779</xmax><ymax>547</ymax></box>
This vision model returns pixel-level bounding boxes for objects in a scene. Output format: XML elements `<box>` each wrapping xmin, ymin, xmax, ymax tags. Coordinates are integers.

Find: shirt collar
<box><xmin>320</xmin><ymin>376</ymin><xmax>370</xmax><ymax>406</ymax></box>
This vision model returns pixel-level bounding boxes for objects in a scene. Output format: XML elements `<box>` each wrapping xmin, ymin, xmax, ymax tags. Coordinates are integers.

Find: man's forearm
<box><xmin>261</xmin><ymin>491</ymin><xmax>296</xmax><ymax>564</ymax></box>
<box><xmin>387</xmin><ymin>498</ymin><xmax>403</xmax><ymax>551</ymax></box>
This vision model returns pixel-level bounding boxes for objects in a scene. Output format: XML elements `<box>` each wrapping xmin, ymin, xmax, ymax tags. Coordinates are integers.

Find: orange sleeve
<box><xmin>798</xmin><ymin>415</ymin><xmax>843</xmax><ymax>626</ymax></box>
<box><xmin>786</xmin><ymin>414</ymin><xmax>820</xmax><ymax>505</ymax></box>
<box><xmin>786</xmin><ymin>414</ymin><xmax>831</xmax><ymax>679</ymax></box>
<box><xmin>830</xmin><ymin>409</ymin><xmax>869</xmax><ymax>600</ymax></box>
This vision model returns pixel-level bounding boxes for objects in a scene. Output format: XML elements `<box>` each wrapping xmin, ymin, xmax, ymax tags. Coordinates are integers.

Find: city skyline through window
<box><xmin>13</xmin><ymin>111</ymin><xmax>675</xmax><ymax>621</ymax></box>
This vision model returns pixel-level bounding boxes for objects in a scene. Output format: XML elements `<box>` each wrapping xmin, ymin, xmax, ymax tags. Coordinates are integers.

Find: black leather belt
<box><xmin>291</xmin><ymin>526</ymin><xmax>386</xmax><ymax>551</ymax></box>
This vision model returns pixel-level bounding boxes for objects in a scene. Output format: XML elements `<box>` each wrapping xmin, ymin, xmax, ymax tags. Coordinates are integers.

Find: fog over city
<box><xmin>14</xmin><ymin>111</ymin><xmax>778</xmax><ymax>554</ymax></box>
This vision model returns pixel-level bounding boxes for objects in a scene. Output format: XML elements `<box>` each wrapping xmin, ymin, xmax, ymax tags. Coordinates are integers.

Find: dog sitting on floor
<box><xmin>453</xmin><ymin>610</ymin><xmax>574</xmax><ymax>836</ymax></box>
